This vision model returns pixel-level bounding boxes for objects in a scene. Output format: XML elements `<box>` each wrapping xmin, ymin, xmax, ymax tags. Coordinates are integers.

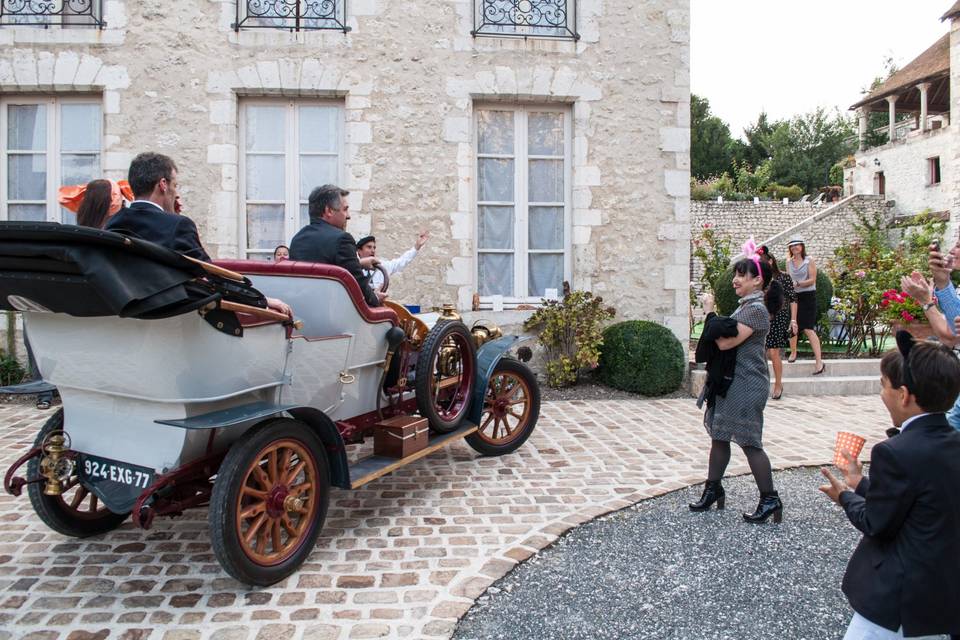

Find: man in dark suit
<box><xmin>105</xmin><ymin>152</ymin><xmax>209</xmax><ymax>261</ymax></box>
<box><xmin>820</xmin><ymin>337</ymin><xmax>960</xmax><ymax>639</ymax></box>
<box><xmin>106</xmin><ymin>152</ymin><xmax>292</xmax><ymax>317</ymax></box>
<box><xmin>289</xmin><ymin>184</ymin><xmax>383</xmax><ymax>307</ymax></box>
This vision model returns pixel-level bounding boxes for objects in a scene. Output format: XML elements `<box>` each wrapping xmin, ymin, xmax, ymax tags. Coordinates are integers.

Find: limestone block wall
<box><xmin>847</xmin><ymin>127</ymin><xmax>952</xmax><ymax>219</ymax></box>
<box><xmin>0</xmin><ymin>0</ymin><xmax>691</xmax><ymax>350</ymax></box>
<box><xmin>691</xmin><ymin>195</ymin><xmax>892</xmax><ymax>289</ymax></box>
<box><xmin>950</xmin><ymin>16</ymin><xmax>960</xmax><ymax>241</ymax></box>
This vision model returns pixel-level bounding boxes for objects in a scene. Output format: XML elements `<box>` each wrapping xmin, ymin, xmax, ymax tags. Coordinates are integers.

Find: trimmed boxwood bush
<box><xmin>597</xmin><ymin>321</ymin><xmax>684</xmax><ymax>396</ymax></box>
<box><xmin>714</xmin><ymin>262</ymin><xmax>833</xmax><ymax>320</ymax></box>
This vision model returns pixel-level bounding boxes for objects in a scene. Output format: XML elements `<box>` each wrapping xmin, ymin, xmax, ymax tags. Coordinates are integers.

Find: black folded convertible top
<box><xmin>0</xmin><ymin>222</ymin><xmax>262</xmax><ymax>319</ymax></box>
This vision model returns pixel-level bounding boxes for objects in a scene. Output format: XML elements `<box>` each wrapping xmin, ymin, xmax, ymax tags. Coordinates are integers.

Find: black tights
<box><xmin>706</xmin><ymin>439</ymin><xmax>775</xmax><ymax>494</ymax></box>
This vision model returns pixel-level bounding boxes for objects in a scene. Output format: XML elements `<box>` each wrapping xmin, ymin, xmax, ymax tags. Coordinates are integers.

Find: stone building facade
<box><xmin>0</xmin><ymin>0</ymin><xmax>691</xmax><ymax>341</ymax></box>
<box><xmin>846</xmin><ymin>4</ymin><xmax>959</xmax><ymax>240</ymax></box>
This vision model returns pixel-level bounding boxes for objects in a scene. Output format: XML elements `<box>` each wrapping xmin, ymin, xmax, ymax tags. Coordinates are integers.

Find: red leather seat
<box><xmin>214</xmin><ymin>260</ymin><xmax>398</xmax><ymax>326</ymax></box>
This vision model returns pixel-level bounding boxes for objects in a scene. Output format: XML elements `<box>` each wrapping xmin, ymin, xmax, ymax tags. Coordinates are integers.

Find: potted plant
<box><xmin>879</xmin><ymin>289</ymin><xmax>933</xmax><ymax>340</ymax></box>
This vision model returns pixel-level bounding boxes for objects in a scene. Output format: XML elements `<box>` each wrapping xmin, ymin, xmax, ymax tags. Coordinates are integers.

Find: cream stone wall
<box><xmin>848</xmin><ymin>127</ymin><xmax>952</xmax><ymax>218</ymax></box>
<box><xmin>0</xmin><ymin>1</ymin><xmax>690</xmax><ymax>344</ymax></box>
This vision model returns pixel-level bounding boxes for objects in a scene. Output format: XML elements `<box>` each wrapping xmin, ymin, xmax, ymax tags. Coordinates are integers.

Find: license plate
<box><xmin>79</xmin><ymin>455</ymin><xmax>154</xmax><ymax>490</ymax></box>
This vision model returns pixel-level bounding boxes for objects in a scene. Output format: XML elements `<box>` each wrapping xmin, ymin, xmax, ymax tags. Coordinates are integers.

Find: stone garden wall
<box><xmin>691</xmin><ymin>195</ymin><xmax>893</xmax><ymax>289</ymax></box>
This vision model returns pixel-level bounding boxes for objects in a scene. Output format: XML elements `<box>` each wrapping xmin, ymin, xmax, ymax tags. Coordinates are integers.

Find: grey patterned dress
<box><xmin>704</xmin><ymin>291</ymin><xmax>771</xmax><ymax>448</ymax></box>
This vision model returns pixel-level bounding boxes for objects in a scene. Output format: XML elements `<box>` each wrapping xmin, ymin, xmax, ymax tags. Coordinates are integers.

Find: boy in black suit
<box><xmin>820</xmin><ymin>334</ymin><xmax>960</xmax><ymax>639</ymax></box>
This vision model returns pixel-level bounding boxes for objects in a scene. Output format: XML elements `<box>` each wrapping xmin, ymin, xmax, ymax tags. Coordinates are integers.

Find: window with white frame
<box><xmin>475</xmin><ymin>105</ymin><xmax>571</xmax><ymax>304</ymax></box>
<box><xmin>240</xmin><ymin>100</ymin><xmax>343</xmax><ymax>259</ymax></box>
<box><xmin>1</xmin><ymin>96</ymin><xmax>102</xmax><ymax>223</ymax></box>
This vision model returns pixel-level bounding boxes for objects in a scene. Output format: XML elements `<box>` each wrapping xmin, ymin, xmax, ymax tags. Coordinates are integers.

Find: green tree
<box><xmin>738</xmin><ymin>112</ymin><xmax>779</xmax><ymax>169</ymax></box>
<box><xmin>765</xmin><ymin>108</ymin><xmax>856</xmax><ymax>194</ymax></box>
<box><xmin>691</xmin><ymin>94</ymin><xmax>736</xmax><ymax>180</ymax></box>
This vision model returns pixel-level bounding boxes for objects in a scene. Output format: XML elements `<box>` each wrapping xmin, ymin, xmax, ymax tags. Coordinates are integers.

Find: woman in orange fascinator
<box><xmin>58</xmin><ymin>179</ymin><xmax>133</xmax><ymax>229</ymax></box>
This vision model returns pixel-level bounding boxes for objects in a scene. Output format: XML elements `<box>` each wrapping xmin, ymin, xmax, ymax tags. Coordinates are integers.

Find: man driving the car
<box><xmin>289</xmin><ymin>185</ymin><xmax>384</xmax><ymax>307</ymax></box>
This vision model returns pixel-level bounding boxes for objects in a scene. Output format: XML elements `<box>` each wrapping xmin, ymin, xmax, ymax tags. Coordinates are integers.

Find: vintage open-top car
<box><xmin>0</xmin><ymin>222</ymin><xmax>540</xmax><ymax>585</ymax></box>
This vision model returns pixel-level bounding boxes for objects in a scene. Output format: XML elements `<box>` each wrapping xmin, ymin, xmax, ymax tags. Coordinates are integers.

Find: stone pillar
<box><xmin>886</xmin><ymin>95</ymin><xmax>899</xmax><ymax>141</ymax></box>
<box><xmin>857</xmin><ymin>108</ymin><xmax>869</xmax><ymax>151</ymax></box>
<box><xmin>917</xmin><ymin>82</ymin><xmax>931</xmax><ymax>131</ymax></box>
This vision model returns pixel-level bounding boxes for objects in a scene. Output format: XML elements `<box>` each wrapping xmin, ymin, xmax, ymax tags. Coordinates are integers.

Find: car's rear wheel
<box><xmin>209</xmin><ymin>418</ymin><xmax>329</xmax><ymax>586</ymax></box>
<box><xmin>27</xmin><ymin>409</ymin><xmax>130</xmax><ymax>537</ymax></box>
<box><xmin>415</xmin><ymin>320</ymin><xmax>476</xmax><ymax>433</ymax></box>
<box><xmin>466</xmin><ymin>358</ymin><xmax>540</xmax><ymax>456</ymax></box>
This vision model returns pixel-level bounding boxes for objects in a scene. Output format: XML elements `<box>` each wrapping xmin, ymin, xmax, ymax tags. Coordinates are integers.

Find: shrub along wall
<box><xmin>691</xmin><ymin>195</ymin><xmax>893</xmax><ymax>291</ymax></box>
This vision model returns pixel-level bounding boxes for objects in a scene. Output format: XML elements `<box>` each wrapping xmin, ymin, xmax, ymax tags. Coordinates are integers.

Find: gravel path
<box><xmin>454</xmin><ymin>467</ymin><xmax>947</xmax><ymax>640</ymax></box>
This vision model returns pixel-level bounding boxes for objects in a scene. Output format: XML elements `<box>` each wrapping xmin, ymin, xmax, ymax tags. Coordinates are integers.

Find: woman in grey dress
<box><xmin>692</xmin><ymin>250</ymin><xmax>785</xmax><ymax>523</ymax></box>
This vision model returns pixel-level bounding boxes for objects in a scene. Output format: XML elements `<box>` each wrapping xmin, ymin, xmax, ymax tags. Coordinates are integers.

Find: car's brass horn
<box><xmin>471</xmin><ymin>320</ymin><xmax>503</xmax><ymax>349</ymax></box>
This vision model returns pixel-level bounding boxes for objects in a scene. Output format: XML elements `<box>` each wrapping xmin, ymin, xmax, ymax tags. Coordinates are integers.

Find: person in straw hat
<box><xmin>785</xmin><ymin>237</ymin><xmax>825</xmax><ymax>374</ymax></box>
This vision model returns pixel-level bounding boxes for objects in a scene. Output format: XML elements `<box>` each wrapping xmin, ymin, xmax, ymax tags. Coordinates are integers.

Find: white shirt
<box><xmin>365</xmin><ymin>247</ymin><xmax>418</xmax><ymax>290</ymax></box>
<box><xmin>130</xmin><ymin>199</ymin><xmax>164</xmax><ymax>212</ymax></box>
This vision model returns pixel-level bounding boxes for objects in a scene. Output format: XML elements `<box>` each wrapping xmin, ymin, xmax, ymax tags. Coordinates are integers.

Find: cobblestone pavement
<box><xmin>0</xmin><ymin>396</ymin><xmax>890</xmax><ymax>640</ymax></box>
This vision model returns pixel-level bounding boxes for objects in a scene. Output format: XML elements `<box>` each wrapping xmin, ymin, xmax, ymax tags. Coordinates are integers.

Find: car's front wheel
<box><xmin>466</xmin><ymin>358</ymin><xmax>540</xmax><ymax>456</ymax></box>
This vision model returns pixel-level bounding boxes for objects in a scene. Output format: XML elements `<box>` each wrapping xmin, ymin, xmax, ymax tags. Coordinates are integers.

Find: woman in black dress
<box><xmin>758</xmin><ymin>245</ymin><xmax>797</xmax><ymax>400</ymax></box>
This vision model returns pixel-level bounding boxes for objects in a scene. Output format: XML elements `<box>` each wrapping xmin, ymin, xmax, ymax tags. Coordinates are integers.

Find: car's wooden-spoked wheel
<box><xmin>27</xmin><ymin>409</ymin><xmax>129</xmax><ymax>537</ymax></box>
<box><xmin>210</xmin><ymin>419</ymin><xmax>329</xmax><ymax>586</ymax></box>
<box><xmin>415</xmin><ymin>320</ymin><xmax>477</xmax><ymax>433</ymax></box>
<box><xmin>466</xmin><ymin>358</ymin><xmax>540</xmax><ymax>456</ymax></box>
<box><xmin>235</xmin><ymin>439</ymin><xmax>318</xmax><ymax>565</ymax></box>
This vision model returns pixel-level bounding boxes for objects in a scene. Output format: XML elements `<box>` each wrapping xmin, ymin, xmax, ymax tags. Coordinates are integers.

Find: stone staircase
<box><xmin>689</xmin><ymin>358</ymin><xmax>881</xmax><ymax>398</ymax></box>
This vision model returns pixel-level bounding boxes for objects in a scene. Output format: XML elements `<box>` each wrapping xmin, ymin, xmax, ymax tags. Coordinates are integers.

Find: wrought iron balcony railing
<box><xmin>0</xmin><ymin>0</ymin><xmax>104</xmax><ymax>28</ymax></box>
<box><xmin>472</xmin><ymin>0</ymin><xmax>578</xmax><ymax>40</ymax></box>
<box><xmin>234</xmin><ymin>0</ymin><xmax>349</xmax><ymax>32</ymax></box>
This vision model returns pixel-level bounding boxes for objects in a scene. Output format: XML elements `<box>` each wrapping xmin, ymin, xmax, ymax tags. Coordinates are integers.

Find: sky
<box><xmin>691</xmin><ymin>0</ymin><xmax>951</xmax><ymax>139</ymax></box>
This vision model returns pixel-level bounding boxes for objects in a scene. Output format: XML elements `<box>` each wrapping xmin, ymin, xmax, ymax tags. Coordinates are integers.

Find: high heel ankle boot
<box><xmin>689</xmin><ymin>480</ymin><xmax>725</xmax><ymax>512</ymax></box>
<box><xmin>742</xmin><ymin>492</ymin><xmax>783</xmax><ymax>524</ymax></box>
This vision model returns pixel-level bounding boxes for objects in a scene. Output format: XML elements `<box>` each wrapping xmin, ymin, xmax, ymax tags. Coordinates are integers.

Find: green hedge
<box><xmin>714</xmin><ymin>262</ymin><xmax>833</xmax><ymax>320</ymax></box>
<box><xmin>597</xmin><ymin>321</ymin><xmax>684</xmax><ymax>396</ymax></box>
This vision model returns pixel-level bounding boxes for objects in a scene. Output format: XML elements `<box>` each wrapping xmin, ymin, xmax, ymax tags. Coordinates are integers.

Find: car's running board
<box><xmin>0</xmin><ymin>380</ymin><xmax>57</xmax><ymax>395</ymax></box>
<box><xmin>349</xmin><ymin>422</ymin><xmax>477</xmax><ymax>489</ymax></box>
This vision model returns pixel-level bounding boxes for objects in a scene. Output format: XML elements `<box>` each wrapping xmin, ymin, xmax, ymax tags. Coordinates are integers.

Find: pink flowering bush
<box><xmin>878</xmin><ymin>290</ymin><xmax>925</xmax><ymax>327</ymax></box>
<box><xmin>829</xmin><ymin>212</ymin><xmax>944</xmax><ymax>355</ymax></box>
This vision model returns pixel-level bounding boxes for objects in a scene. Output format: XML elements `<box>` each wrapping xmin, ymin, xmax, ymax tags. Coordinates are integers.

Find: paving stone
<box><xmin>65</xmin><ymin>631</ymin><xmax>109</xmax><ymax>640</ymax></box>
<box><xmin>336</xmin><ymin>575</ymin><xmax>375</xmax><ymax>588</ymax></box>
<box><xmin>0</xmin><ymin>398</ymin><xmax>889</xmax><ymax>640</ymax></box>
<box><xmin>255</xmin><ymin>625</ymin><xmax>295</xmax><ymax>640</ymax></box>
<box><xmin>161</xmin><ymin>632</ymin><xmax>201</xmax><ymax>640</ymax></box>
<box><xmin>302</xmin><ymin>625</ymin><xmax>341</xmax><ymax>640</ymax></box>
<box><xmin>347</xmin><ymin>624</ymin><xmax>390</xmax><ymax>639</ymax></box>
<box><xmin>209</xmin><ymin>628</ymin><xmax>249</xmax><ymax>640</ymax></box>
<box><xmin>170</xmin><ymin>593</ymin><xmax>203</xmax><ymax>608</ymax></box>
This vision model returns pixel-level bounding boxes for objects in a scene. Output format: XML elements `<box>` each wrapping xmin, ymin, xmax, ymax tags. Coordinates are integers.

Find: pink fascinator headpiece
<box><xmin>742</xmin><ymin>236</ymin><xmax>762</xmax><ymax>275</ymax></box>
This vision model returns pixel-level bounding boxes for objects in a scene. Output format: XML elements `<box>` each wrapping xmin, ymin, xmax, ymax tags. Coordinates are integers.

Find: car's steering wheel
<box><xmin>376</xmin><ymin>263</ymin><xmax>389</xmax><ymax>294</ymax></box>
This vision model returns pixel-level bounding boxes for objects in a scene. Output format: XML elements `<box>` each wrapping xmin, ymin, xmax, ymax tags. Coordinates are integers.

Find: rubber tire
<box><xmin>209</xmin><ymin>418</ymin><xmax>329</xmax><ymax>586</ymax></box>
<box><xmin>415</xmin><ymin>320</ymin><xmax>476</xmax><ymax>434</ymax></box>
<box><xmin>26</xmin><ymin>409</ymin><xmax>130</xmax><ymax>537</ymax></box>
<box><xmin>466</xmin><ymin>358</ymin><xmax>541</xmax><ymax>456</ymax></box>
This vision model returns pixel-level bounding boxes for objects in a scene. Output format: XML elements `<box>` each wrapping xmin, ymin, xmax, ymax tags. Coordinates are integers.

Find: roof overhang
<box><xmin>849</xmin><ymin>33</ymin><xmax>950</xmax><ymax>111</ymax></box>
